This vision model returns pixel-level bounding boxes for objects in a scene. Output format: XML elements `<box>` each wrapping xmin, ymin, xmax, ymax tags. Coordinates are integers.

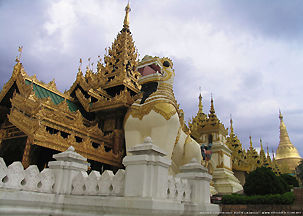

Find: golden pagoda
<box><xmin>0</xmin><ymin>3</ymin><xmax>140</xmax><ymax>172</ymax></box>
<box><xmin>275</xmin><ymin>111</ymin><xmax>302</xmax><ymax>174</ymax></box>
<box><xmin>226</xmin><ymin>117</ymin><xmax>250</xmax><ymax>172</ymax></box>
<box><xmin>246</xmin><ymin>136</ymin><xmax>260</xmax><ymax>171</ymax></box>
<box><xmin>189</xmin><ymin>95</ymin><xmax>243</xmax><ymax>193</ymax></box>
<box><xmin>264</xmin><ymin>146</ymin><xmax>272</xmax><ymax>168</ymax></box>
<box><xmin>258</xmin><ymin>138</ymin><xmax>267</xmax><ymax>167</ymax></box>
<box><xmin>189</xmin><ymin>93</ymin><xmax>208</xmax><ymax>142</ymax></box>
<box><xmin>271</xmin><ymin>149</ymin><xmax>281</xmax><ymax>175</ymax></box>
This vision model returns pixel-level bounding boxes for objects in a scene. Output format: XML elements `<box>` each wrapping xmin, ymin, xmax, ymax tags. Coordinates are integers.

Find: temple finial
<box><xmin>260</xmin><ymin>138</ymin><xmax>263</xmax><ymax>150</ymax></box>
<box><xmin>279</xmin><ymin>109</ymin><xmax>283</xmax><ymax>121</ymax></box>
<box><xmin>230</xmin><ymin>114</ymin><xmax>234</xmax><ymax>134</ymax></box>
<box><xmin>16</xmin><ymin>46</ymin><xmax>23</xmax><ymax>63</ymax></box>
<box><xmin>210</xmin><ymin>94</ymin><xmax>215</xmax><ymax>114</ymax></box>
<box><xmin>198</xmin><ymin>93</ymin><xmax>203</xmax><ymax>113</ymax></box>
<box><xmin>123</xmin><ymin>1</ymin><xmax>131</xmax><ymax>29</ymax></box>
<box><xmin>249</xmin><ymin>136</ymin><xmax>253</xmax><ymax>148</ymax></box>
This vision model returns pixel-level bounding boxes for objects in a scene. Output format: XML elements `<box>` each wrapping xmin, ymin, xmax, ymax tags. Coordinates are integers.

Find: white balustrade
<box><xmin>0</xmin><ymin>140</ymin><xmax>219</xmax><ymax>215</ymax></box>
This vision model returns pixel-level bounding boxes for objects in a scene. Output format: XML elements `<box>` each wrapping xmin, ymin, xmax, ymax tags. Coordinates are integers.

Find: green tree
<box><xmin>244</xmin><ymin>167</ymin><xmax>289</xmax><ymax>195</ymax></box>
<box><xmin>280</xmin><ymin>174</ymin><xmax>299</xmax><ymax>188</ymax></box>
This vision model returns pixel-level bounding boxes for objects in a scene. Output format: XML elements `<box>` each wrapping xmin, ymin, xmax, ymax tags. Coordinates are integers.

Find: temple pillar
<box><xmin>21</xmin><ymin>137</ymin><xmax>32</xmax><ymax>168</ymax></box>
<box><xmin>0</xmin><ymin>129</ymin><xmax>5</xmax><ymax>150</ymax></box>
<box><xmin>113</xmin><ymin>129</ymin><xmax>123</xmax><ymax>154</ymax></box>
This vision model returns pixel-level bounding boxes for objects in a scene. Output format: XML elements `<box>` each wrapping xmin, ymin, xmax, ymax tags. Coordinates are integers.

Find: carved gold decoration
<box><xmin>189</xmin><ymin>95</ymin><xmax>227</xmax><ymax>143</ymax></box>
<box><xmin>171</xmin><ymin>126</ymin><xmax>182</xmax><ymax>162</ymax></box>
<box><xmin>98</xmin><ymin>2</ymin><xmax>141</xmax><ymax>94</ymax></box>
<box><xmin>8</xmin><ymin>108</ymin><xmax>40</xmax><ymax>136</ymax></box>
<box><xmin>5</xmin><ymin>85</ymin><xmax>120</xmax><ymax>166</ymax></box>
<box><xmin>90</xmin><ymin>89</ymin><xmax>135</xmax><ymax>111</ymax></box>
<box><xmin>129</xmin><ymin>101</ymin><xmax>177</xmax><ymax>121</ymax></box>
<box><xmin>25</xmin><ymin>76</ymin><xmax>72</xmax><ymax>101</ymax></box>
<box><xmin>226</xmin><ymin>118</ymin><xmax>251</xmax><ymax>172</ymax></box>
<box><xmin>75</xmin><ymin>89</ymin><xmax>90</xmax><ymax>112</ymax></box>
<box><xmin>33</xmin><ymin>126</ymin><xmax>122</xmax><ymax>167</ymax></box>
<box><xmin>22</xmin><ymin>137</ymin><xmax>32</xmax><ymax>169</ymax></box>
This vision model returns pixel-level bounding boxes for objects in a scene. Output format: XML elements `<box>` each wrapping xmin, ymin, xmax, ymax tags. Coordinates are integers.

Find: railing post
<box><xmin>48</xmin><ymin>146</ymin><xmax>89</xmax><ymax>194</ymax></box>
<box><xmin>177</xmin><ymin>158</ymin><xmax>212</xmax><ymax>204</ymax></box>
<box><xmin>123</xmin><ymin>137</ymin><xmax>171</xmax><ymax>199</ymax></box>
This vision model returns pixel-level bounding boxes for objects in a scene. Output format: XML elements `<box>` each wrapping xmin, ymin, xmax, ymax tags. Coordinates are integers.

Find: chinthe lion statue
<box><xmin>124</xmin><ymin>55</ymin><xmax>202</xmax><ymax>175</ymax></box>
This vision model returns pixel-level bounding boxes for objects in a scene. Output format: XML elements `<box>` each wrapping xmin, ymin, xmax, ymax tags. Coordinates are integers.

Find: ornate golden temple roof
<box><xmin>226</xmin><ymin>117</ymin><xmax>250</xmax><ymax>172</ymax></box>
<box><xmin>0</xmin><ymin>4</ymin><xmax>142</xmax><ymax>169</ymax></box>
<box><xmin>276</xmin><ymin>111</ymin><xmax>302</xmax><ymax>173</ymax></box>
<box><xmin>67</xmin><ymin>2</ymin><xmax>141</xmax><ymax>112</ymax></box>
<box><xmin>259</xmin><ymin>138</ymin><xmax>267</xmax><ymax>167</ymax></box>
<box><xmin>189</xmin><ymin>95</ymin><xmax>227</xmax><ymax>142</ymax></box>
<box><xmin>246</xmin><ymin>136</ymin><xmax>260</xmax><ymax>171</ymax></box>
<box><xmin>98</xmin><ymin>2</ymin><xmax>141</xmax><ymax>94</ymax></box>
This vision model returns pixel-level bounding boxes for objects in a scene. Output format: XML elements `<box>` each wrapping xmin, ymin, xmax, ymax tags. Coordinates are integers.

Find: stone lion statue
<box><xmin>124</xmin><ymin>55</ymin><xmax>202</xmax><ymax>175</ymax></box>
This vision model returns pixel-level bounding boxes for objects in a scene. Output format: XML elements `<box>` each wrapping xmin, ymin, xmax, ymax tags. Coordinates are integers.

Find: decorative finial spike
<box><xmin>210</xmin><ymin>94</ymin><xmax>215</xmax><ymax>114</ymax></box>
<box><xmin>123</xmin><ymin>1</ymin><xmax>131</xmax><ymax>29</ymax></box>
<box><xmin>249</xmin><ymin>136</ymin><xmax>253</xmax><ymax>148</ymax></box>
<box><xmin>230</xmin><ymin>115</ymin><xmax>234</xmax><ymax>134</ymax></box>
<box><xmin>279</xmin><ymin>109</ymin><xmax>283</xmax><ymax>121</ymax></box>
<box><xmin>16</xmin><ymin>46</ymin><xmax>23</xmax><ymax>63</ymax></box>
<box><xmin>198</xmin><ymin>93</ymin><xmax>203</xmax><ymax>113</ymax></box>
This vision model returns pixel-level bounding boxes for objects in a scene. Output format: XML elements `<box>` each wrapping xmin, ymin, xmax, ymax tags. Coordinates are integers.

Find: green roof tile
<box><xmin>25</xmin><ymin>80</ymin><xmax>78</xmax><ymax>112</ymax></box>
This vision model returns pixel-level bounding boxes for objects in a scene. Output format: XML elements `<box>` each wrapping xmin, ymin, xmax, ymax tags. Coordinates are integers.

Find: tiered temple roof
<box><xmin>189</xmin><ymin>94</ymin><xmax>285</xmax><ymax>174</ymax></box>
<box><xmin>189</xmin><ymin>94</ymin><xmax>227</xmax><ymax>143</ymax></box>
<box><xmin>226</xmin><ymin>118</ymin><xmax>250</xmax><ymax>172</ymax></box>
<box><xmin>0</xmin><ymin>3</ymin><xmax>141</xmax><ymax>171</ymax></box>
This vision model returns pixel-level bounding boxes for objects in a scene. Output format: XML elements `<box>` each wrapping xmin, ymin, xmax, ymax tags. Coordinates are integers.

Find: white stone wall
<box><xmin>0</xmin><ymin>139</ymin><xmax>220</xmax><ymax>216</ymax></box>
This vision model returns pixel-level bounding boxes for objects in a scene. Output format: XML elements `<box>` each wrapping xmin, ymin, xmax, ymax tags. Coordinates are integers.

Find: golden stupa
<box><xmin>275</xmin><ymin>111</ymin><xmax>302</xmax><ymax>174</ymax></box>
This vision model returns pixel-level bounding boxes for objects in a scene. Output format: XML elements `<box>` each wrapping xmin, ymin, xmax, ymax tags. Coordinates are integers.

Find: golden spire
<box><xmin>123</xmin><ymin>1</ymin><xmax>131</xmax><ymax>29</ymax></box>
<box><xmin>210</xmin><ymin>94</ymin><xmax>215</xmax><ymax>114</ymax></box>
<box><xmin>277</xmin><ymin>110</ymin><xmax>301</xmax><ymax>158</ymax></box>
<box><xmin>249</xmin><ymin>136</ymin><xmax>253</xmax><ymax>149</ymax></box>
<box><xmin>260</xmin><ymin>138</ymin><xmax>263</xmax><ymax>150</ymax></box>
<box><xmin>230</xmin><ymin>115</ymin><xmax>234</xmax><ymax>134</ymax></box>
<box><xmin>276</xmin><ymin>110</ymin><xmax>302</xmax><ymax>173</ymax></box>
<box><xmin>16</xmin><ymin>46</ymin><xmax>23</xmax><ymax>63</ymax></box>
<box><xmin>198</xmin><ymin>93</ymin><xmax>203</xmax><ymax>113</ymax></box>
<box><xmin>259</xmin><ymin>138</ymin><xmax>267</xmax><ymax>166</ymax></box>
<box><xmin>99</xmin><ymin>1</ymin><xmax>141</xmax><ymax>95</ymax></box>
<box><xmin>279</xmin><ymin>109</ymin><xmax>283</xmax><ymax>121</ymax></box>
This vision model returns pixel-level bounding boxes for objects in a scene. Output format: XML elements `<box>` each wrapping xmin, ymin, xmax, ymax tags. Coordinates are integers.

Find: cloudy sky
<box><xmin>1</xmin><ymin>0</ymin><xmax>303</xmax><ymax>157</ymax></box>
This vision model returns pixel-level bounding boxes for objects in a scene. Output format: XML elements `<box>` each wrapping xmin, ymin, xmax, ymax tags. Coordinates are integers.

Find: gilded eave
<box><xmin>5</xmin><ymin>77</ymin><xmax>123</xmax><ymax>167</ymax></box>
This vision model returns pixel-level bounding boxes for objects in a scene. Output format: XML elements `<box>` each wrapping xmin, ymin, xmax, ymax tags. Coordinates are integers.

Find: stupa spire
<box><xmin>198</xmin><ymin>93</ymin><xmax>203</xmax><ymax>113</ymax></box>
<box><xmin>230</xmin><ymin>115</ymin><xmax>234</xmax><ymax>134</ymax></box>
<box><xmin>276</xmin><ymin>110</ymin><xmax>301</xmax><ymax>160</ymax></box>
<box><xmin>249</xmin><ymin>136</ymin><xmax>253</xmax><ymax>149</ymax></box>
<box><xmin>210</xmin><ymin>94</ymin><xmax>215</xmax><ymax>114</ymax></box>
<box><xmin>123</xmin><ymin>1</ymin><xmax>131</xmax><ymax>29</ymax></box>
<box><xmin>99</xmin><ymin>1</ymin><xmax>141</xmax><ymax>95</ymax></box>
<box><xmin>259</xmin><ymin>138</ymin><xmax>267</xmax><ymax>166</ymax></box>
<box><xmin>260</xmin><ymin>138</ymin><xmax>263</xmax><ymax>150</ymax></box>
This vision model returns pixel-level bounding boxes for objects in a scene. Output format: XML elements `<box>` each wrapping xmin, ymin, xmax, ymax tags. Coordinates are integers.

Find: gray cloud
<box><xmin>218</xmin><ymin>0</ymin><xmax>303</xmax><ymax>39</ymax></box>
